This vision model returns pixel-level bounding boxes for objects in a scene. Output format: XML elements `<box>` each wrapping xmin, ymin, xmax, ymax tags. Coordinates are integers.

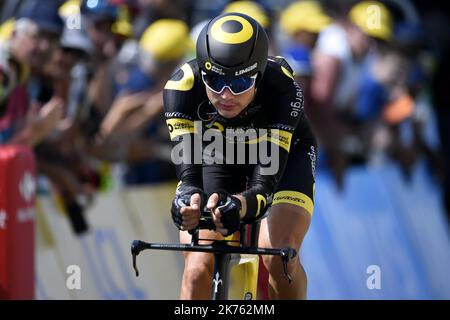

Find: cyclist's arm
<box><xmin>240</xmin><ymin>59</ymin><xmax>306</xmax><ymax>222</ymax></box>
<box><xmin>163</xmin><ymin>62</ymin><xmax>203</xmax><ymax>190</ymax></box>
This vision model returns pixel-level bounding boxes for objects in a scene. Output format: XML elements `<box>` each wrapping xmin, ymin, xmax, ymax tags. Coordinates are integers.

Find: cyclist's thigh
<box><xmin>258</xmin><ymin>142</ymin><xmax>316</xmax><ymax>249</ymax></box>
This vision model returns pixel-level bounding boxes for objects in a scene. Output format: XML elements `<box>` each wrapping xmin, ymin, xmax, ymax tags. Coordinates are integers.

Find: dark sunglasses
<box><xmin>201</xmin><ymin>71</ymin><xmax>257</xmax><ymax>95</ymax></box>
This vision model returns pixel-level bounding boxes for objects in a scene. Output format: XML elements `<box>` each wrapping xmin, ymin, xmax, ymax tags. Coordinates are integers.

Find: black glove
<box><xmin>216</xmin><ymin>192</ymin><xmax>242</xmax><ymax>236</ymax></box>
<box><xmin>171</xmin><ymin>185</ymin><xmax>206</xmax><ymax>230</ymax></box>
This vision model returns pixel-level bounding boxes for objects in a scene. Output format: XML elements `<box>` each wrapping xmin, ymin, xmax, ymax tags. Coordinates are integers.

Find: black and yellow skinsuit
<box><xmin>163</xmin><ymin>56</ymin><xmax>317</xmax><ymax>222</ymax></box>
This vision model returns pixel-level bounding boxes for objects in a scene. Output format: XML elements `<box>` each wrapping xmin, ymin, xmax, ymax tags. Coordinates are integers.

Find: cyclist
<box><xmin>164</xmin><ymin>13</ymin><xmax>317</xmax><ymax>299</ymax></box>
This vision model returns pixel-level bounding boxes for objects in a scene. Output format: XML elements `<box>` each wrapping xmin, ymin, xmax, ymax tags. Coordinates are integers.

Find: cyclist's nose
<box><xmin>220</xmin><ymin>87</ymin><xmax>234</xmax><ymax>100</ymax></box>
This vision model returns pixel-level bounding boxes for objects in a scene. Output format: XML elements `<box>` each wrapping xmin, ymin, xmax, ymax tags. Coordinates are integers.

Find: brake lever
<box><xmin>131</xmin><ymin>240</ymin><xmax>143</xmax><ymax>277</ymax></box>
<box><xmin>281</xmin><ymin>248</ymin><xmax>297</xmax><ymax>284</ymax></box>
<box><xmin>281</xmin><ymin>253</ymin><xmax>292</xmax><ymax>284</ymax></box>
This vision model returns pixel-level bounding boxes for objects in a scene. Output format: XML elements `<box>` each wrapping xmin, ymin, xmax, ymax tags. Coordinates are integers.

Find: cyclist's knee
<box><xmin>183</xmin><ymin>252</ymin><xmax>215</xmax><ymax>279</ymax></box>
<box><xmin>273</xmin><ymin>232</ymin><xmax>302</xmax><ymax>251</ymax></box>
<box><xmin>262</xmin><ymin>251</ymin><xmax>301</xmax><ymax>277</ymax></box>
<box><xmin>259</xmin><ymin>206</ymin><xmax>307</xmax><ymax>276</ymax></box>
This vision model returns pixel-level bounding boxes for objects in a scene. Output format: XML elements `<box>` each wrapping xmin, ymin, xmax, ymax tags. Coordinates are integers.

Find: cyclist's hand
<box><xmin>180</xmin><ymin>193</ymin><xmax>202</xmax><ymax>231</ymax></box>
<box><xmin>207</xmin><ymin>192</ymin><xmax>241</xmax><ymax>236</ymax></box>
<box><xmin>171</xmin><ymin>186</ymin><xmax>205</xmax><ymax>231</ymax></box>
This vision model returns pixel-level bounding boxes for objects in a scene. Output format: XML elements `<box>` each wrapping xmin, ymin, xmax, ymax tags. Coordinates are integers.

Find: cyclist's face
<box><xmin>206</xmin><ymin>86</ymin><xmax>256</xmax><ymax>118</ymax></box>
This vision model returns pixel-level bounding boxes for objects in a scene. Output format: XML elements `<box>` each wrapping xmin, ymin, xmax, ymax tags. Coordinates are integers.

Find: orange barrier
<box><xmin>0</xmin><ymin>145</ymin><xmax>36</xmax><ymax>299</ymax></box>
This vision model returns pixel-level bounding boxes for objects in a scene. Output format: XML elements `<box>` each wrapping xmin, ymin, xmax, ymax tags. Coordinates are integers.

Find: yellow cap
<box><xmin>349</xmin><ymin>1</ymin><xmax>393</xmax><ymax>41</ymax></box>
<box><xmin>112</xmin><ymin>5</ymin><xmax>133</xmax><ymax>38</ymax></box>
<box><xmin>58</xmin><ymin>0</ymin><xmax>81</xmax><ymax>18</ymax></box>
<box><xmin>223</xmin><ymin>1</ymin><xmax>269</xmax><ymax>29</ymax></box>
<box><xmin>0</xmin><ymin>18</ymin><xmax>15</xmax><ymax>41</ymax></box>
<box><xmin>139</xmin><ymin>19</ymin><xmax>192</xmax><ymax>62</ymax></box>
<box><xmin>280</xmin><ymin>1</ymin><xmax>332</xmax><ymax>35</ymax></box>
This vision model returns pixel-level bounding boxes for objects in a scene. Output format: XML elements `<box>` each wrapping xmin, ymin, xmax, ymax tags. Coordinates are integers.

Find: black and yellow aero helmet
<box><xmin>196</xmin><ymin>13</ymin><xmax>268</xmax><ymax>80</ymax></box>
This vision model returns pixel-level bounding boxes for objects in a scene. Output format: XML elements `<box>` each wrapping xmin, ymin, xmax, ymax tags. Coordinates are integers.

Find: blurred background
<box><xmin>0</xmin><ymin>0</ymin><xmax>449</xmax><ymax>299</ymax></box>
